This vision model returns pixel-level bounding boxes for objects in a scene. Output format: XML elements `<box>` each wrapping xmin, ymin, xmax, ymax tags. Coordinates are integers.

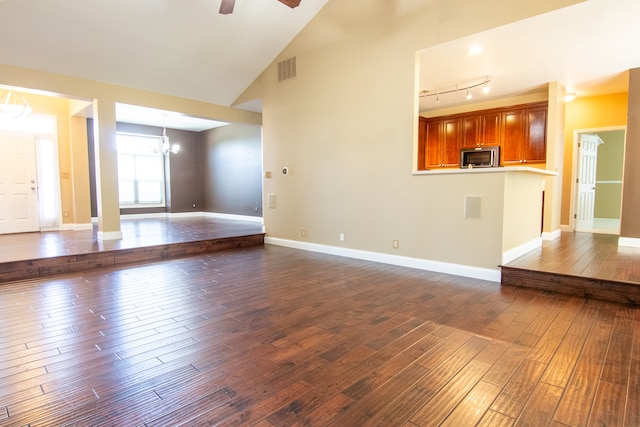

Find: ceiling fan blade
<box><xmin>278</xmin><ymin>0</ymin><xmax>301</xmax><ymax>8</ymax></box>
<box><xmin>219</xmin><ymin>0</ymin><xmax>235</xmax><ymax>14</ymax></box>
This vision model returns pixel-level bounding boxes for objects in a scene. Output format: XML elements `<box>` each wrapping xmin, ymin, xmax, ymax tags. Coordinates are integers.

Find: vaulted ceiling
<box><xmin>1</xmin><ymin>0</ymin><xmax>639</xmax><ymax>128</ymax></box>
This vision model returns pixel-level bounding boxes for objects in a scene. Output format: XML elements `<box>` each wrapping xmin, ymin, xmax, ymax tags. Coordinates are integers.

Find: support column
<box><xmin>542</xmin><ymin>81</ymin><xmax>565</xmax><ymax>240</ymax></box>
<box><xmin>92</xmin><ymin>98</ymin><xmax>122</xmax><ymax>240</ymax></box>
<box><xmin>620</xmin><ymin>68</ymin><xmax>640</xmax><ymax>247</ymax></box>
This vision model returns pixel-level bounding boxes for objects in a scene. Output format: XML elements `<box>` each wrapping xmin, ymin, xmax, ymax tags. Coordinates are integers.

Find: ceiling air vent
<box><xmin>278</xmin><ymin>57</ymin><xmax>297</xmax><ymax>82</ymax></box>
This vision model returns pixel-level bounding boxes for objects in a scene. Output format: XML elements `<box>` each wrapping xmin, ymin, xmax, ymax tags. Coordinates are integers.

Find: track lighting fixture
<box><xmin>420</xmin><ymin>76</ymin><xmax>491</xmax><ymax>103</ymax></box>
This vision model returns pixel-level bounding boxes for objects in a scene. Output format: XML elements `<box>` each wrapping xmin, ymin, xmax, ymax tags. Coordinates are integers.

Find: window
<box><xmin>117</xmin><ymin>133</ymin><xmax>165</xmax><ymax>207</ymax></box>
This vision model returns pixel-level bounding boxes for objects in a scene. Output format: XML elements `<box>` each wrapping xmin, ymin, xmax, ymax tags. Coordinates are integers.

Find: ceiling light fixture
<box><xmin>467</xmin><ymin>45</ymin><xmax>483</xmax><ymax>55</ymax></box>
<box><xmin>420</xmin><ymin>77</ymin><xmax>491</xmax><ymax>103</ymax></box>
<box><xmin>157</xmin><ymin>114</ymin><xmax>180</xmax><ymax>155</ymax></box>
<box><xmin>0</xmin><ymin>90</ymin><xmax>32</xmax><ymax>119</ymax></box>
<box><xmin>564</xmin><ymin>92</ymin><xmax>576</xmax><ymax>103</ymax></box>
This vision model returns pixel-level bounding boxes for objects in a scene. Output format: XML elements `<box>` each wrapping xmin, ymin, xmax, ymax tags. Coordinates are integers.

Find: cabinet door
<box><xmin>461</xmin><ymin>115</ymin><xmax>480</xmax><ymax>147</ymax></box>
<box><xmin>481</xmin><ymin>112</ymin><xmax>501</xmax><ymax>146</ymax></box>
<box><xmin>523</xmin><ymin>107</ymin><xmax>547</xmax><ymax>163</ymax></box>
<box><xmin>442</xmin><ymin>118</ymin><xmax>461</xmax><ymax>167</ymax></box>
<box><xmin>418</xmin><ymin>117</ymin><xmax>427</xmax><ymax>170</ymax></box>
<box><xmin>501</xmin><ymin>109</ymin><xmax>525</xmax><ymax>164</ymax></box>
<box><xmin>424</xmin><ymin>119</ymin><xmax>443</xmax><ymax>168</ymax></box>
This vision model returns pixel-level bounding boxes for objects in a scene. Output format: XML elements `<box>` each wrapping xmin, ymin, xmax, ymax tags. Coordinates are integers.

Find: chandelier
<box><xmin>0</xmin><ymin>90</ymin><xmax>32</xmax><ymax>118</ymax></box>
<box><xmin>158</xmin><ymin>114</ymin><xmax>180</xmax><ymax>155</ymax></box>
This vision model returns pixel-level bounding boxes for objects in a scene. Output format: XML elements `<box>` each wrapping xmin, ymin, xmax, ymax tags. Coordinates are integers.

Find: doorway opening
<box><xmin>572</xmin><ymin>127</ymin><xmax>625</xmax><ymax>235</ymax></box>
<box><xmin>0</xmin><ymin>115</ymin><xmax>60</xmax><ymax>234</ymax></box>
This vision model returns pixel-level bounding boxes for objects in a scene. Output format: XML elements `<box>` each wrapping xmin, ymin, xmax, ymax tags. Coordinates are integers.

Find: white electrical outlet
<box><xmin>339</xmin><ymin>233</ymin><xmax>345</xmax><ymax>241</ymax></box>
<box><xmin>301</xmin><ymin>229</ymin><xmax>306</xmax><ymax>237</ymax></box>
<box><xmin>393</xmin><ymin>240</ymin><xmax>399</xmax><ymax>249</ymax></box>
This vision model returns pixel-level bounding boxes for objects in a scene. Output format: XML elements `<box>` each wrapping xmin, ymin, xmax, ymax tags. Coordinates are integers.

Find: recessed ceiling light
<box><xmin>468</xmin><ymin>45</ymin><xmax>483</xmax><ymax>55</ymax></box>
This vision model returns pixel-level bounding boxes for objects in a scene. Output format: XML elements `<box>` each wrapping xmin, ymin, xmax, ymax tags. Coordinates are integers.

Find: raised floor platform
<box><xmin>501</xmin><ymin>232</ymin><xmax>640</xmax><ymax>304</ymax></box>
<box><xmin>0</xmin><ymin>216</ymin><xmax>265</xmax><ymax>284</ymax></box>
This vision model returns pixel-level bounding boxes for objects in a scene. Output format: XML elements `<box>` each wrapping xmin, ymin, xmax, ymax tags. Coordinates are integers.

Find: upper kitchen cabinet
<box><xmin>418</xmin><ymin>101</ymin><xmax>547</xmax><ymax>170</ymax></box>
<box><xmin>461</xmin><ymin>112</ymin><xmax>501</xmax><ymax>147</ymax></box>
<box><xmin>501</xmin><ymin>102</ymin><xmax>547</xmax><ymax>165</ymax></box>
<box><xmin>420</xmin><ymin>117</ymin><xmax>460</xmax><ymax>169</ymax></box>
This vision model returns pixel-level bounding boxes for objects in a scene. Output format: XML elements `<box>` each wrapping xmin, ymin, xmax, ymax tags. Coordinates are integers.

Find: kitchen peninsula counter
<box><xmin>411</xmin><ymin>166</ymin><xmax>556</xmax><ymax>281</ymax></box>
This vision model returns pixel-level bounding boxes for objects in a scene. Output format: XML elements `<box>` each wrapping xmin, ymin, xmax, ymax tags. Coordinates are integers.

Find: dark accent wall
<box><xmin>87</xmin><ymin>119</ymin><xmax>203</xmax><ymax>216</ymax></box>
<box><xmin>621</xmin><ymin>68</ymin><xmax>640</xmax><ymax>238</ymax></box>
<box><xmin>201</xmin><ymin>124</ymin><xmax>263</xmax><ymax>217</ymax></box>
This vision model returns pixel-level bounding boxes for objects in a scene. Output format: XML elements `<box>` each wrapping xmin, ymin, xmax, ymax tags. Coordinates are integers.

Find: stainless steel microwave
<box><xmin>460</xmin><ymin>146</ymin><xmax>500</xmax><ymax>168</ymax></box>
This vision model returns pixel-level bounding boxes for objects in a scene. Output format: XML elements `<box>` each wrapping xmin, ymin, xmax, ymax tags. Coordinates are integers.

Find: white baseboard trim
<box><xmin>202</xmin><ymin>212</ymin><xmax>264</xmax><ymax>223</ymax></box>
<box><xmin>97</xmin><ymin>230</ymin><xmax>123</xmax><ymax>241</ymax></box>
<box><xmin>114</xmin><ymin>211</ymin><xmax>264</xmax><ymax>223</ymax></box>
<box><xmin>121</xmin><ymin>212</ymin><xmax>170</xmax><ymax>220</ymax></box>
<box><xmin>265</xmin><ymin>237</ymin><xmax>501</xmax><ymax>283</ymax></box>
<box><xmin>560</xmin><ymin>224</ymin><xmax>573</xmax><ymax>233</ymax></box>
<box><xmin>541</xmin><ymin>229</ymin><xmax>561</xmax><ymax>241</ymax></box>
<box><xmin>59</xmin><ymin>223</ymin><xmax>93</xmax><ymax>231</ymax></box>
<box><xmin>618</xmin><ymin>237</ymin><xmax>640</xmax><ymax>248</ymax></box>
<box><xmin>501</xmin><ymin>237</ymin><xmax>541</xmax><ymax>265</ymax></box>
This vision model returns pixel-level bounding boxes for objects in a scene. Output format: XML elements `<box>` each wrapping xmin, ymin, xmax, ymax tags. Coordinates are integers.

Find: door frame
<box><xmin>568</xmin><ymin>125</ymin><xmax>626</xmax><ymax>232</ymax></box>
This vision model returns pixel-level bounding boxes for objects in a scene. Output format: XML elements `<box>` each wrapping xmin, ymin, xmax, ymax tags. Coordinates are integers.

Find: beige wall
<box><xmin>69</xmin><ymin>117</ymin><xmax>92</xmax><ymax>225</ymax></box>
<box><xmin>241</xmin><ymin>0</ymin><xmax>582</xmax><ymax>270</ymax></box>
<box><xmin>502</xmin><ymin>172</ymin><xmax>546</xmax><ymax>252</ymax></box>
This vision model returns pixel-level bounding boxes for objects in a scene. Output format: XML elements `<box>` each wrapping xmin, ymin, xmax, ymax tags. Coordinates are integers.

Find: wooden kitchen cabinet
<box><xmin>523</xmin><ymin>106</ymin><xmax>547</xmax><ymax>162</ymax></box>
<box><xmin>501</xmin><ymin>102</ymin><xmax>547</xmax><ymax>165</ymax></box>
<box><xmin>423</xmin><ymin>117</ymin><xmax>460</xmax><ymax>168</ymax></box>
<box><xmin>418</xmin><ymin>101</ymin><xmax>546</xmax><ymax>170</ymax></box>
<box><xmin>461</xmin><ymin>112</ymin><xmax>501</xmax><ymax>147</ymax></box>
<box><xmin>481</xmin><ymin>111</ymin><xmax>501</xmax><ymax>146</ymax></box>
<box><xmin>461</xmin><ymin>115</ymin><xmax>480</xmax><ymax>147</ymax></box>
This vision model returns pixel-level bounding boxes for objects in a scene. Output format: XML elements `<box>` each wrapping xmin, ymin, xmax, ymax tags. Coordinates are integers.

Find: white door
<box><xmin>575</xmin><ymin>134</ymin><xmax>602</xmax><ymax>231</ymax></box>
<box><xmin>0</xmin><ymin>131</ymin><xmax>40</xmax><ymax>234</ymax></box>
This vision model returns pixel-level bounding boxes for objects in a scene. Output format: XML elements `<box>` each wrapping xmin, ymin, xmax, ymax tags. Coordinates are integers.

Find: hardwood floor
<box><xmin>1</xmin><ymin>242</ymin><xmax>639</xmax><ymax>426</ymax></box>
<box><xmin>502</xmin><ymin>232</ymin><xmax>640</xmax><ymax>304</ymax></box>
<box><xmin>0</xmin><ymin>217</ymin><xmax>265</xmax><ymax>283</ymax></box>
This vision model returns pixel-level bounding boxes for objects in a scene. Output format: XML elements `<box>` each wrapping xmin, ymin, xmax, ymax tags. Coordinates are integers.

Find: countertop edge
<box><xmin>412</xmin><ymin>166</ymin><xmax>558</xmax><ymax>177</ymax></box>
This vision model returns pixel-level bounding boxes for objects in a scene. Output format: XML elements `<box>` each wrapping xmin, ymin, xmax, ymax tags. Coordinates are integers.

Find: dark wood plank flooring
<box><xmin>502</xmin><ymin>232</ymin><xmax>640</xmax><ymax>304</ymax></box>
<box><xmin>0</xmin><ymin>217</ymin><xmax>265</xmax><ymax>283</ymax></box>
<box><xmin>1</xmin><ymin>240</ymin><xmax>639</xmax><ymax>425</ymax></box>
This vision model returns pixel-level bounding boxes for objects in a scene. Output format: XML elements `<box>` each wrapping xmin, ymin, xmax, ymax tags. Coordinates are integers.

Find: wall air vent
<box><xmin>277</xmin><ymin>56</ymin><xmax>297</xmax><ymax>82</ymax></box>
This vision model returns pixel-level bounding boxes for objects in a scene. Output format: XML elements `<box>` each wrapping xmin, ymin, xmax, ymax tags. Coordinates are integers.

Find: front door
<box><xmin>0</xmin><ymin>131</ymin><xmax>39</xmax><ymax>234</ymax></box>
<box><xmin>575</xmin><ymin>133</ymin><xmax>602</xmax><ymax>232</ymax></box>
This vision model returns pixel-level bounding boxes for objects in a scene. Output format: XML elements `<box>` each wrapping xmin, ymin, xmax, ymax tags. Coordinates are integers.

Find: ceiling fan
<box><xmin>219</xmin><ymin>0</ymin><xmax>301</xmax><ymax>14</ymax></box>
